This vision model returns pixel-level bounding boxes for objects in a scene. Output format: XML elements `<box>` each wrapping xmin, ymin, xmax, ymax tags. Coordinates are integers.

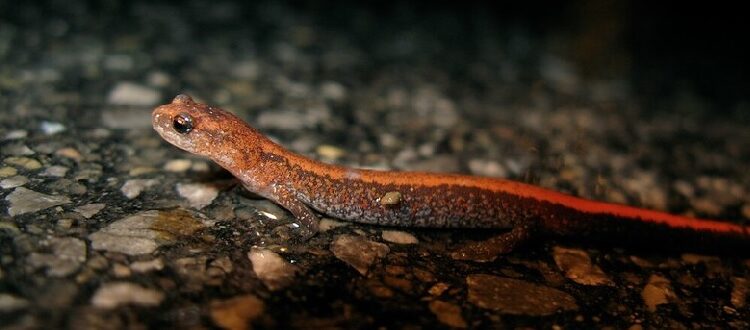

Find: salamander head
<box><xmin>152</xmin><ymin>94</ymin><xmax>253</xmax><ymax>163</ymax></box>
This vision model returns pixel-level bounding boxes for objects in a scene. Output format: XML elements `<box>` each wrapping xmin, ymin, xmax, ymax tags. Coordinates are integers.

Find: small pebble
<box><xmin>209</xmin><ymin>257</ymin><xmax>234</xmax><ymax>274</ymax></box>
<box><xmin>74</xmin><ymin>163</ymin><xmax>103</xmax><ymax>182</ymax></box>
<box><xmin>112</xmin><ymin>263</ymin><xmax>132</xmax><ymax>277</ymax></box>
<box><xmin>741</xmin><ymin>204</ymin><xmax>750</xmax><ymax>219</ymax></box>
<box><xmin>680</xmin><ymin>253</ymin><xmax>720</xmax><ymax>265</ymax></box>
<box><xmin>417</xmin><ymin>143</ymin><xmax>436</xmax><ymax>157</ymax></box>
<box><xmin>147</xmin><ymin>71</ymin><xmax>171</xmax><ymax>87</ymax></box>
<box><xmin>191</xmin><ymin>161</ymin><xmax>210</xmax><ymax>172</ymax></box>
<box><xmin>404</xmin><ymin>155</ymin><xmax>460</xmax><ymax>173</ymax></box>
<box><xmin>468</xmin><ymin>159</ymin><xmax>507</xmax><ymax>178</ymax></box>
<box><xmin>320</xmin><ymin>81</ymin><xmax>347</xmax><ymax>102</ymax></box>
<box><xmin>120</xmin><ymin>179</ymin><xmax>158</xmax><ymax>199</ymax></box>
<box><xmin>40</xmin><ymin>121</ymin><xmax>66</xmax><ymax>135</ymax></box>
<box><xmin>55</xmin><ymin>147</ymin><xmax>83</xmax><ymax>161</ymax></box>
<box><xmin>0</xmin><ymin>293</ymin><xmax>29</xmax><ymax>312</ymax></box>
<box><xmin>257</xmin><ymin>110</ymin><xmax>307</xmax><ymax>130</ymax></box>
<box><xmin>130</xmin><ymin>258</ymin><xmax>165</xmax><ymax>273</ymax></box>
<box><xmin>74</xmin><ymin>203</ymin><xmax>105</xmax><ymax>219</ymax></box>
<box><xmin>672</xmin><ymin>180</ymin><xmax>695</xmax><ymax>198</ymax></box>
<box><xmin>552</xmin><ymin>246</ymin><xmax>613</xmax><ymax>286</ymax></box>
<box><xmin>413</xmin><ymin>267</ymin><xmax>435</xmax><ymax>283</ymax></box>
<box><xmin>5</xmin><ymin>187</ymin><xmax>71</xmax><ymax>216</ymax></box>
<box><xmin>91</xmin><ymin>282</ymin><xmax>165</xmax><ymax>308</ymax></box>
<box><xmin>40</xmin><ymin>165</ymin><xmax>69</xmax><ymax>177</ymax></box>
<box><xmin>4</xmin><ymin>143</ymin><xmax>34</xmax><ymax>155</ymax></box>
<box><xmin>89</xmin><ymin>209</ymin><xmax>213</xmax><ymax>255</ymax></box>
<box><xmin>176</xmin><ymin>182</ymin><xmax>219</xmax><ymax>209</ymax></box>
<box><xmin>248</xmin><ymin>247</ymin><xmax>298</xmax><ymax>290</ymax></box>
<box><xmin>128</xmin><ymin>166</ymin><xmax>157</xmax><ymax>176</ymax></box>
<box><xmin>88</xmin><ymin>128</ymin><xmax>111</xmax><ymax>139</ymax></box>
<box><xmin>330</xmin><ymin>234</ymin><xmax>389</xmax><ymax>275</ymax></box>
<box><xmin>32</xmin><ymin>142</ymin><xmax>57</xmax><ymax>154</ymax></box>
<box><xmin>3</xmin><ymin>130</ymin><xmax>28</xmax><ymax>140</ymax></box>
<box><xmin>210</xmin><ymin>295</ymin><xmax>265</xmax><ymax>330</ymax></box>
<box><xmin>172</xmin><ymin>256</ymin><xmax>209</xmax><ymax>289</ymax></box>
<box><xmin>316</xmin><ymin>145</ymin><xmax>346</xmax><ymax>160</ymax></box>
<box><xmin>692</xmin><ymin>198</ymin><xmax>723</xmax><ymax>216</ymax></box>
<box><xmin>428</xmin><ymin>300</ymin><xmax>467</xmax><ymax>328</ymax></box>
<box><xmin>34</xmin><ymin>280</ymin><xmax>78</xmax><ymax>309</ymax></box>
<box><xmin>26</xmin><ymin>237</ymin><xmax>86</xmax><ymax>277</ymax></box>
<box><xmin>466</xmin><ymin>274</ymin><xmax>578</xmax><ymax>316</ymax></box>
<box><xmin>0</xmin><ymin>166</ymin><xmax>18</xmax><ymax>178</ymax></box>
<box><xmin>540</xmin><ymin>55</ymin><xmax>580</xmax><ymax>94</ymax></box>
<box><xmin>4</xmin><ymin>156</ymin><xmax>42</xmax><ymax>170</ymax></box>
<box><xmin>428</xmin><ymin>282</ymin><xmax>450</xmax><ymax>296</ymax></box>
<box><xmin>257</xmin><ymin>211</ymin><xmax>278</xmax><ymax>220</ymax></box>
<box><xmin>0</xmin><ymin>175</ymin><xmax>28</xmax><ymax>189</ymax></box>
<box><xmin>164</xmin><ymin>159</ymin><xmax>192</xmax><ymax>172</ymax></box>
<box><xmin>51</xmin><ymin>178</ymin><xmax>88</xmax><ymax>195</ymax></box>
<box><xmin>57</xmin><ymin>218</ymin><xmax>75</xmax><ymax>229</ymax></box>
<box><xmin>107</xmin><ymin>82</ymin><xmax>161</xmax><ymax>106</ymax></box>
<box><xmin>642</xmin><ymin>275</ymin><xmax>674</xmax><ymax>312</ymax></box>
<box><xmin>87</xmin><ymin>255</ymin><xmax>110</xmax><ymax>271</ymax></box>
<box><xmin>102</xmin><ymin>108</ymin><xmax>155</xmax><ymax>129</ymax></box>
<box><xmin>0</xmin><ymin>221</ymin><xmax>20</xmax><ymax>234</ymax></box>
<box><xmin>730</xmin><ymin>277</ymin><xmax>747</xmax><ymax>308</ymax></box>
<box><xmin>318</xmin><ymin>218</ymin><xmax>349</xmax><ymax>232</ymax></box>
<box><xmin>231</xmin><ymin>60</ymin><xmax>260</xmax><ymax>80</ymax></box>
<box><xmin>104</xmin><ymin>54</ymin><xmax>134</xmax><ymax>71</ymax></box>
<box><xmin>381</xmin><ymin>230</ymin><xmax>418</xmax><ymax>244</ymax></box>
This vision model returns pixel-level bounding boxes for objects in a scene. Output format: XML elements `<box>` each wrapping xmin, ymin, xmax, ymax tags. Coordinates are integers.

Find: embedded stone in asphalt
<box><xmin>26</xmin><ymin>237</ymin><xmax>87</xmax><ymax>277</ymax></box>
<box><xmin>247</xmin><ymin>247</ymin><xmax>298</xmax><ymax>291</ymax></box>
<box><xmin>5</xmin><ymin>187</ymin><xmax>71</xmax><ymax>216</ymax></box>
<box><xmin>466</xmin><ymin>274</ymin><xmax>578</xmax><ymax>316</ymax></box>
<box><xmin>91</xmin><ymin>282</ymin><xmax>165</xmax><ymax>308</ymax></box>
<box><xmin>74</xmin><ymin>203</ymin><xmax>106</xmax><ymax>219</ymax></box>
<box><xmin>330</xmin><ymin>234</ymin><xmax>389</xmax><ymax>276</ymax></box>
<box><xmin>88</xmin><ymin>209</ymin><xmax>214</xmax><ymax>255</ymax></box>
<box><xmin>120</xmin><ymin>179</ymin><xmax>158</xmax><ymax>199</ymax></box>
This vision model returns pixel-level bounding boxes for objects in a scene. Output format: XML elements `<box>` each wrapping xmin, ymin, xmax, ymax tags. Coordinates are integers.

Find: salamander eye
<box><xmin>173</xmin><ymin>113</ymin><xmax>194</xmax><ymax>134</ymax></box>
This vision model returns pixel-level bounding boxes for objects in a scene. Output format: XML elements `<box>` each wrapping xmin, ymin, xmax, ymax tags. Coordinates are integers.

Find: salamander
<box><xmin>152</xmin><ymin>94</ymin><xmax>750</xmax><ymax>253</ymax></box>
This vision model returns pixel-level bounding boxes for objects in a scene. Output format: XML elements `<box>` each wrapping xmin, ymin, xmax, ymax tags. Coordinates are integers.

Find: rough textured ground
<box><xmin>1</xmin><ymin>1</ymin><xmax>749</xmax><ymax>329</ymax></box>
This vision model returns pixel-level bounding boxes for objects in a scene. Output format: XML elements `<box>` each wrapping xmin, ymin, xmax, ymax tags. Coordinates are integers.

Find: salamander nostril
<box><xmin>173</xmin><ymin>113</ymin><xmax>194</xmax><ymax>134</ymax></box>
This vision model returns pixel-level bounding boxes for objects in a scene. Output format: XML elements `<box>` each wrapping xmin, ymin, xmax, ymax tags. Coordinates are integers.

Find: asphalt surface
<box><xmin>1</xmin><ymin>1</ymin><xmax>749</xmax><ymax>328</ymax></box>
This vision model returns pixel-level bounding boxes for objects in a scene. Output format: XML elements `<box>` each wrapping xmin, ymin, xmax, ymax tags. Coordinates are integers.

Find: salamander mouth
<box><xmin>155</xmin><ymin>125</ymin><xmax>200</xmax><ymax>154</ymax></box>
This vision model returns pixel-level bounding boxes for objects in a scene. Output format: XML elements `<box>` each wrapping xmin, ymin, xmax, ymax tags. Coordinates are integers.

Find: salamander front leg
<box><xmin>450</xmin><ymin>222</ymin><xmax>535</xmax><ymax>262</ymax></box>
<box><xmin>272</xmin><ymin>192</ymin><xmax>320</xmax><ymax>239</ymax></box>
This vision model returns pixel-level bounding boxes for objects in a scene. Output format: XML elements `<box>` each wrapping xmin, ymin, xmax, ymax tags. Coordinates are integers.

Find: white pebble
<box><xmin>40</xmin><ymin>121</ymin><xmax>66</xmax><ymax>135</ymax></box>
<box><xmin>248</xmin><ymin>247</ymin><xmax>298</xmax><ymax>290</ymax></box>
<box><xmin>163</xmin><ymin>159</ymin><xmax>192</xmax><ymax>172</ymax></box>
<box><xmin>120</xmin><ymin>179</ymin><xmax>158</xmax><ymax>199</ymax></box>
<box><xmin>91</xmin><ymin>282</ymin><xmax>164</xmax><ymax>308</ymax></box>
<box><xmin>176</xmin><ymin>183</ymin><xmax>219</xmax><ymax>209</ymax></box>
<box><xmin>107</xmin><ymin>82</ymin><xmax>161</xmax><ymax>106</ymax></box>
<box><xmin>382</xmin><ymin>230</ymin><xmax>419</xmax><ymax>244</ymax></box>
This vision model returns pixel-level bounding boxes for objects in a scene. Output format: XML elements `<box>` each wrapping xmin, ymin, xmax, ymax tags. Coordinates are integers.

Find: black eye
<box><xmin>173</xmin><ymin>113</ymin><xmax>194</xmax><ymax>134</ymax></box>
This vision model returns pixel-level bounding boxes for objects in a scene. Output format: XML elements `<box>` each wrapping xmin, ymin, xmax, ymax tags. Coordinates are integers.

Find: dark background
<box><xmin>1</xmin><ymin>0</ymin><xmax>748</xmax><ymax>115</ymax></box>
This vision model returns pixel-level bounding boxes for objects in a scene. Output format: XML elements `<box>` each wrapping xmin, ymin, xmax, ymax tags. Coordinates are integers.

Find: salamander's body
<box><xmin>152</xmin><ymin>94</ymin><xmax>749</xmax><ymax>252</ymax></box>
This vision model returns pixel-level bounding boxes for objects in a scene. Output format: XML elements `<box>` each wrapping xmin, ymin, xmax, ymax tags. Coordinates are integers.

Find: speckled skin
<box><xmin>153</xmin><ymin>95</ymin><xmax>749</xmax><ymax>250</ymax></box>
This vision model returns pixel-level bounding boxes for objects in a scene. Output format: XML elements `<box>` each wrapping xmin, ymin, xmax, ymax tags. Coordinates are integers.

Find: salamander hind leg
<box><xmin>450</xmin><ymin>222</ymin><xmax>536</xmax><ymax>262</ymax></box>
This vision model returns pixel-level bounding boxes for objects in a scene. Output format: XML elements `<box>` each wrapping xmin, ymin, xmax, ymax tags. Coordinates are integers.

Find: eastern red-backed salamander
<box><xmin>152</xmin><ymin>94</ymin><xmax>749</xmax><ymax>253</ymax></box>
